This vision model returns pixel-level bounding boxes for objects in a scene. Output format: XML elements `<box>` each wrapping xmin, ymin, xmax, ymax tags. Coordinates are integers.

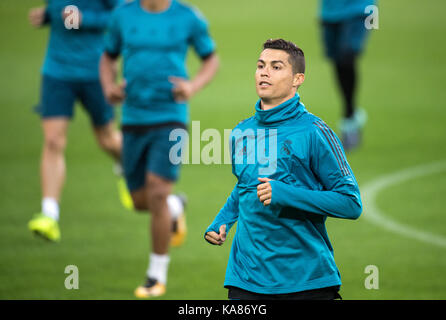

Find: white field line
<box><xmin>361</xmin><ymin>161</ymin><xmax>446</xmax><ymax>248</ymax></box>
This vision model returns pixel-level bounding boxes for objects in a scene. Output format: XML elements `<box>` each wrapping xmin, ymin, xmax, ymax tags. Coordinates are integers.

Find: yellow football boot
<box><xmin>134</xmin><ymin>278</ymin><xmax>166</xmax><ymax>298</ymax></box>
<box><xmin>171</xmin><ymin>212</ymin><xmax>187</xmax><ymax>247</ymax></box>
<box><xmin>117</xmin><ymin>177</ymin><xmax>134</xmax><ymax>211</ymax></box>
<box><xmin>28</xmin><ymin>213</ymin><xmax>60</xmax><ymax>242</ymax></box>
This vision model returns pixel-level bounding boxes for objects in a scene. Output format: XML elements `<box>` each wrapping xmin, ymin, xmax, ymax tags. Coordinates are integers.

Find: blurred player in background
<box><xmin>205</xmin><ymin>39</ymin><xmax>361</xmax><ymax>300</ymax></box>
<box><xmin>100</xmin><ymin>0</ymin><xmax>219</xmax><ymax>298</ymax></box>
<box><xmin>319</xmin><ymin>0</ymin><xmax>375</xmax><ymax>151</ymax></box>
<box><xmin>27</xmin><ymin>0</ymin><xmax>129</xmax><ymax>243</ymax></box>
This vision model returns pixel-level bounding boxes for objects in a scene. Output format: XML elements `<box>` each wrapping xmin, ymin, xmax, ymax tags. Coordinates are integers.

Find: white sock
<box><xmin>113</xmin><ymin>162</ymin><xmax>123</xmax><ymax>176</ymax></box>
<box><xmin>147</xmin><ymin>253</ymin><xmax>170</xmax><ymax>285</ymax></box>
<box><xmin>42</xmin><ymin>197</ymin><xmax>59</xmax><ymax>221</ymax></box>
<box><xmin>167</xmin><ymin>194</ymin><xmax>183</xmax><ymax>220</ymax></box>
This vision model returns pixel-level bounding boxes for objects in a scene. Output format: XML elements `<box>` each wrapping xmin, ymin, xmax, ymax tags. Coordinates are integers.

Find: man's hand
<box><xmin>257</xmin><ymin>177</ymin><xmax>273</xmax><ymax>206</ymax></box>
<box><xmin>205</xmin><ymin>224</ymin><xmax>227</xmax><ymax>246</ymax></box>
<box><xmin>104</xmin><ymin>81</ymin><xmax>126</xmax><ymax>104</ymax></box>
<box><xmin>29</xmin><ymin>7</ymin><xmax>46</xmax><ymax>28</ymax></box>
<box><xmin>169</xmin><ymin>76</ymin><xmax>196</xmax><ymax>103</ymax></box>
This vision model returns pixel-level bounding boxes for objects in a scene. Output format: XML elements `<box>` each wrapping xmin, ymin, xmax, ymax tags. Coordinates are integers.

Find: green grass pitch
<box><xmin>0</xmin><ymin>0</ymin><xmax>445</xmax><ymax>299</ymax></box>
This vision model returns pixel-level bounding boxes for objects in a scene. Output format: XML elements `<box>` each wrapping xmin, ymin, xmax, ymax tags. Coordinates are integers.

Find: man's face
<box><xmin>255</xmin><ymin>49</ymin><xmax>300</xmax><ymax>106</ymax></box>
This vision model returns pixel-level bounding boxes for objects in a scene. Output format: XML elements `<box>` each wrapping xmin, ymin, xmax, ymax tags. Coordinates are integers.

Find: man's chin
<box><xmin>256</xmin><ymin>91</ymin><xmax>272</xmax><ymax>101</ymax></box>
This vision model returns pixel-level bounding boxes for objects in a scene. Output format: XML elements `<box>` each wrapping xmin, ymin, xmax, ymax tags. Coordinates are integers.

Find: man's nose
<box><xmin>261</xmin><ymin>67</ymin><xmax>270</xmax><ymax>77</ymax></box>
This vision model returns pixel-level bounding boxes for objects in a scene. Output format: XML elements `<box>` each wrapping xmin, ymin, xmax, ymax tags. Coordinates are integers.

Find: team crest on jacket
<box><xmin>281</xmin><ymin>139</ymin><xmax>292</xmax><ymax>156</ymax></box>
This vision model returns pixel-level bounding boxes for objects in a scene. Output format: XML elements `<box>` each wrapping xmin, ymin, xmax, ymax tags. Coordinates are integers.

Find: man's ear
<box><xmin>293</xmin><ymin>73</ymin><xmax>305</xmax><ymax>88</ymax></box>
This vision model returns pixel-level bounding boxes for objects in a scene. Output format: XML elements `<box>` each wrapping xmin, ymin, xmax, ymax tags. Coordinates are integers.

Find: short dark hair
<box><xmin>262</xmin><ymin>39</ymin><xmax>305</xmax><ymax>74</ymax></box>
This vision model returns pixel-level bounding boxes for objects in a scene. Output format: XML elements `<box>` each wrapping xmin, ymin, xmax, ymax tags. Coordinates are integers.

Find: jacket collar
<box><xmin>254</xmin><ymin>93</ymin><xmax>305</xmax><ymax>125</ymax></box>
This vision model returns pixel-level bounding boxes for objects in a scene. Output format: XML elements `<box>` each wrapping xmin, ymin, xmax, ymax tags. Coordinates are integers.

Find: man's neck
<box><xmin>141</xmin><ymin>0</ymin><xmax>170</xmax><ymax>12</ymax></box>
<box><xmin>260</xmin><ymin>93</ymin><xmax>296</xmax><ymax>111</ymax></box>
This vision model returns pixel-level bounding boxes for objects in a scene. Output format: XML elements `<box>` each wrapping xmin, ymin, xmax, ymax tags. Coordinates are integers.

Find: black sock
<box><xmin>334</xmin><ymin>58</ymin><xmax>357</xmax><ymax>119</ymax></box>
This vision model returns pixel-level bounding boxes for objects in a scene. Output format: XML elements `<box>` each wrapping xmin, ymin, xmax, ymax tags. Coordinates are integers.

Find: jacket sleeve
<box><xmin>103</xmin><ymin>7</ymin><xmax>122</xmax><ymax>57</ymax></box>
<box><xmin>43</xmin><ymin>6</ymin><xmax>51</xmax><ymax>25</ymax></box>
<box><xmin>269</xmin><ymin>123</ymin><xmax>362</xmax><ymax>219</ymax></box>
<box><xmin>204</xmin><ymin>184</ymin><xmax>239</xmax><ymax>242</ymax></box>
<box><xmin>188</xmin><ymin>6</ymin><xmax>216</xmax><ymax>60</ymax></box>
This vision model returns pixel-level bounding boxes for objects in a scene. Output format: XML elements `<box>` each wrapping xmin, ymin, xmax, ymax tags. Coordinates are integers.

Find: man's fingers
<box><xmin>117</xmin><ymin>88</ymin><xmax>126</xmax><ymax>98</ymax></box>
<box><xmin>113</xmin><ymin>85</ymin><xmax>125</xmax><ymax>98</ymax></box>
<box><xmin>205</xmin><ymin>226</ymin><xmax>227</xmax><ymax>246</ymax></box>
<box><xmin>205</xmin><ymin>235</ymin><xmax>221</xmax><ymax>245</ymax></box>
<box><xmin>171</xmin><ymin>82</ymin><xmax>185</xmax><ymax>99</ymax></box>
<box><xmin>257</xmin><ymin>182</ymin><xmax>270</xmax><ymax>190</ymax></box>
<box><xmin>112</xmin><ymin>90</ymin><xmax>124</xmax><ymax>99</ymax></box>
<box><xmin>108</xmin><ymin>89</ymin><xmax>125</xmax><ymax>104</ymax></box>
<box><xmin>172</xmin><ymin>88</ymin><xmax>185</xmax><ymax>97</ymax></box>
<box><xmin>219</xmin><ymin>224</ymin><xmax>227</xmax><ymax>241</ymax></box>
<box><xmin>257</xmin><ymin>183</ymin><xmax>266</xmax><ymax>190</ymax></box>
<box><xmin>257</xmin><ymin>188</ymin><xmax>270</xmax><ymax>197</ymax></box>
<box><xmin>207</xmin><ymin>231</ymin><xmax>220</xmax><ymax>240</ymax></box>
<box><xmin>168</xmin><ymin>76</ymin><xmax>185</xmax><ymax>86</ymax></box>
<box><xmin>205</xmin><ymin>234</ymin><xmax>221</xmax><ymax>245</ymax></box>
<box><xmin>258</xmin><ymin>177</ymin><xmax>272</xmax><ymax>182</ymax></box>
<box><xmin>257</xmin><ymin>181</ymin><xmax>272</xmax><ymax>205</ymax></box>
<box><xmin>172</xmin><ymin>94</ymin><xmax>186</xmax><ymax>103</ymax></box>
<box><xmin>205</xmin><ymin>232</ymin><xmax>222</xmax><ymax>245</ymax></box>
<box><xmin>110</xmin><ymin>93</ymin><xmax>124</xmax><ymax>103</ymax></box>
<box><xmin>29</xmin><ymin>8</ymin><xmax>44</xmax><ymax>27</ymax></box>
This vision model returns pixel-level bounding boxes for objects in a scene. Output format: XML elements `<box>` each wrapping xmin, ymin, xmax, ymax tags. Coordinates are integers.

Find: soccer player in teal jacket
<box><xmin>100</xmin><ymin>0</ymin><xmax>219</xmax><ymax>298</ymax></box>
<box><xmin>205</xmin><ymin>39</ymin><xmax>362</xmax><ymax>300</ymax></box>
<box><xmin>27</xmin><ymin>0</ymin><xmax>125</xmax><ymax>243</ymax></box>
<box><xmin>319</xmin><ymin>0</ymin><xmax>376</xmax><ymax>150</ymax></box>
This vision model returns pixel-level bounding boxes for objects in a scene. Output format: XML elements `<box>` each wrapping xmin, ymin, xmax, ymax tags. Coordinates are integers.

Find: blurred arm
<box><xmin>169</xmin><ymin>53</ymin><xmax>219</xmax><ymax>102</ymax></box>
<box><xmin>191</xmin><ymin>53</ymin><xmax>220</xmax><ymax>95</ymax></box>
<box><xmin>29</xmin><ymin>7</ymin><xmax>50</xmax><ymax>28</ymax></box>
<box><xmin>99</xmin><ymin>52</ymin><xmax>125</xmax><ymax>104</ymax></box>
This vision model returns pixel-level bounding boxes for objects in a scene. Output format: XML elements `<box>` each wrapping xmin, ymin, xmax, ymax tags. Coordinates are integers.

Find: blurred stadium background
<box><xmin>0</xmin><ymin>0</ymin><xmax>445</xmax><ymax>299</ymax></box>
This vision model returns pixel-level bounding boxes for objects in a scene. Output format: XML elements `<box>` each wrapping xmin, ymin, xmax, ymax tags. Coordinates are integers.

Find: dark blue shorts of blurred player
<box><xmin>321</xmin><ymin>14</ymin><xmax>369</xmax><ymax>64</ymax></box>
<box><xmin>36</xmin><ymin>74</ymin><xmax>114</xmax><ymax>127</ymax></box>
<box><xmin>122</xmin><ymin>124</ymin><xmax>186</xmax><ymax>191</ymax></box>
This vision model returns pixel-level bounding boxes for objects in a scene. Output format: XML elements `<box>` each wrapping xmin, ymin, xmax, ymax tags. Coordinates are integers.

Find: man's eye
<box><xmin>273</xmin><ymin>66</ymin><xmax>280</xmax><ymax>70</ymax></box>
<box><xmin>257</xmin><ymin>64</ymin><xmax>264</xmax><ymax>69</ymax></box>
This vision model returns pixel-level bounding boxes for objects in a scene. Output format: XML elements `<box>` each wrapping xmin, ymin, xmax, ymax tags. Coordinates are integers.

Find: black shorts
<box><xmin>227</xmin><ymin>285</ymin><xmax>341</xmax><ymax>300</ymax></box>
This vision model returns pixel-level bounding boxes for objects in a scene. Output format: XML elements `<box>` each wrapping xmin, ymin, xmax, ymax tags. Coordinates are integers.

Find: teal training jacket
<box><xmin>206</xmin><ymin>94</ymin><xmax>362</xmax><ymax>294</ymax></box>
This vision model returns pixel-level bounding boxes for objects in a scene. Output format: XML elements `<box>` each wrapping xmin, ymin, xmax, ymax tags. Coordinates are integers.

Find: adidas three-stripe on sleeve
<box><xmin>269</xmin><ymin>120</ymin><xmax>362</xmax><ymax>219</ymax></box>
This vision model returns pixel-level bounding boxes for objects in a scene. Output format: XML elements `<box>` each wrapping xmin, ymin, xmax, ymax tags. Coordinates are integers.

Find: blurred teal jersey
<box><xmin>320</xmin><ymin>0</ymin><xmax>376</xmax><ymax>22</ymax></box>
<box><xmin>206</xmin><ymin>94</ymin><xmax>362</xmax><ymax>294</ymax></box>
<box><xmin>42</xmin><ymin>0</ymin><xmax>123</xmax><ymax>81</ymax></box>
<box><xmin>104</xmin><ymin>0</ymin><xmax>216</xmax><ymax>126</ymax></box>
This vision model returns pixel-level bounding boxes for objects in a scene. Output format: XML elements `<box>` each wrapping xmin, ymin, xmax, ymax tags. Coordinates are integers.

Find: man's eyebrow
<box><xmin>257</xmin><ymin>59</ymin><xmax>285</xmax><ymax>65</ymax></box>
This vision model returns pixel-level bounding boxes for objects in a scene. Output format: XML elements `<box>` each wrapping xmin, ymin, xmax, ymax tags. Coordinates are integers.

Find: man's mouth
<box><xmin>259</xmin><ymin>81</ymin><xmax>272</xmax><ymax>87</ymax></box>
